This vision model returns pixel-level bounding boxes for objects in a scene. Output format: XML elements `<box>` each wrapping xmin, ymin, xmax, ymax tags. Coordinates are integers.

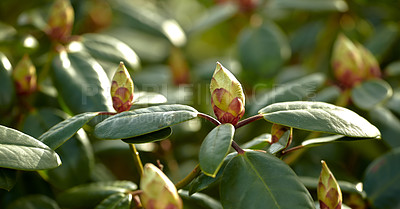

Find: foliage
<box><xmin>1</xmin><ymin>0</ymin><xmax>400</xmax><ymax>208</ymax></box>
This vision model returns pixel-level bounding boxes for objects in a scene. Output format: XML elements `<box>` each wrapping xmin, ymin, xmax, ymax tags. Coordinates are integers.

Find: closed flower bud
<box><xmin>356</xmin><ymin>43</ymin><xmax>381</xmax><ymax>79</ymax></box>
<box><xmin>140</xmin><ymin>163</ymin><xmax>183</xmax><ymax>209</ymax></box>
<box><xmin>318</xmin><ymin>160</ymin><xmax>342</xmax><ymax>209</ymax></box>
<box><xmin>210</xmin><ymin>62</ymin><xmax>245</xmax><ymax>125</ymax></box>
<box><xmin>46</xmin><ymin>0</ymin><xmax>74</xmax><ymax>42</ymax></box>
<box><xmin>271</xmin><ymin>123</ymin><xmax>289</xmax><ymax>144</ymax></box>
<box><xmin>12</xmin><ymin>55</ymin><xmax>37</xmax><ymax>95</ymax></box>
<box><xmin>331</xmin><ymin>34</ymin><xmax>365</xmax><ymax>88</ymax></box>
<box><xmin>111</xmin><ymin>62</ymin><xmax>134</xmax><ymax>113</ymax></box>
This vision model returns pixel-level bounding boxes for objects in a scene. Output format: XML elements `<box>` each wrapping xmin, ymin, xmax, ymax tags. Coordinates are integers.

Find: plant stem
<box><xmin>281</xmin><ymin>145</ymin><xmax>304</xmax><ymax>155</ymax></box>
<box><xmin>197</xmin><ymin>113</ymin><xmax>221</xmax><ymax>126</ymax></box>
<box><xmin>129</xmin><ymin>144</ymin><xmax>144</xmax><ymax>177</ymax></box>
<box><xmin>235</xmin><ymin>114</ymin><xmax>264</xmax><ymax>129</ymax></box>
<box><xmin>231</xmin><ymin>140</ymin><xmax>245</xmax><ymax>154</ymax></box>
<box><xmin>175</xmin><ymin>164</ymin><xmax>201</xmax><ymax>190</ymax></box>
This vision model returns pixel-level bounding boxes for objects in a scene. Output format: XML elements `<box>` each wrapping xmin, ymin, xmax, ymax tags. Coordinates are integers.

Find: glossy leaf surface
<box><xmin>351</xmin><ymin>79</ymin><xmax>392</xmax><ymax>110</ymax></box>
<box><xmin>259</xmin><ymin>101</ymin><xmax>380</xmax><ymax>138</ymax></box>
<box><xmin>95</xmin><ymin>193</ymin><xmax>132</xmax><ymax>209</ymax></box>
<box><xmin>220</xmin><ymin>151</ymin><xmax>315</xmax><ymax>209</ymax></box>
<box><xmin>0</xmin><ymin>125</ymin><xmax>61</xmax><ymax>171</ymax></box>
<box><xmin>364</xmin><ymin>148</ymin><xmax>400</xmax><ymax>209</ymax></box>
<box><xmin>52</xmin><ymin>51</ymin><xmax>112</xmax><ymax>114</ymax></box>
<box><xmin>57</xmin><ymin>181</ymin><xmax>137</xmax><ymax>208</ymax></box>
<box><xmin>122</xmin><ymin>127</ymin><xmax>172</xmax><ymax>144</ymax></box>
<box><xmin>199</xmin><ymin>124</ymin><xmax>234</xmax><ymax>177</ymax></box>
<box><xmin>94</xmin><ymin>105</ymin><xmax>198</xmax><ymax>139</ymax></box>
<box><xmin>370</xmin><ymin>106</ymin><xmax>400</xmax><ymax>148</ymax></box>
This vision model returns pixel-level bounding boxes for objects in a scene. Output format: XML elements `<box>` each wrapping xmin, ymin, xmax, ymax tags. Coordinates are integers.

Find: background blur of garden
<box><xmin>1</xmin><ymin>0</ymin><xmax>400</xmax><ymax>208</ymax></box>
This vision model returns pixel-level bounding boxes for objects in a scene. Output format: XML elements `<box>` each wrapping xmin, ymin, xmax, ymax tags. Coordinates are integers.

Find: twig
<box><xmin>197</xmin><ymin>113</ymin><xmax>221</xmax><ymax>126</ymax></box>
<box><xmin>129</xmin><ymin>144</ymin><xmax>144</xmax><ymax>177</ymax></box>
<box><xmin>235</xmin><ymin>114</ymin><xmax>264</xmax><ymax>129</ymax></box>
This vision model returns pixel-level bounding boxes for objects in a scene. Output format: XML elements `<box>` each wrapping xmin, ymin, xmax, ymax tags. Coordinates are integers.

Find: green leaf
<box><xmin>369</xmin><ymin>106</ymin><xmax>400</xmax><ymax>148</ymax></box>
<box><xmin>259</xmin><ymin>101</ymin><xmax>380</xmax><ymax>138</ymax></box>
<box><xmin>199</xmin><ymin>124</ymin><xmax>234</xmax><ymax>177</ymax></box>
<box><xmin>238</xmin><ymin>21</ymin><xmax>290</xmax><ymax>78</ymax></box>
<box><xmin>0</xmin><ymin>52</ymin><xmax>14</xmax><ymax>111</ymax></box>
<box><xmin>250</xmin><ymin>73</ymin><xmax>325</xmax><ymax>114</ymax></box>
<box><xmin>95</xmin><ymin>193</ymin><xmax>132</xmax><ymax>209</ymax></box>
<box><xmin>180</xmin><ymin>190</ymin><xmax>223</xmax><ymax>209</ymax></box>
<box><xmin>38</xmin><ymin>112</ymin><xmax>99</xmax><ymax>150</ymax></box>
<box><xmin>364</xmin><ymin>147</ymin><xmax>400</xmax><ymax>209</ymax></box>
<box><xmin>385</xmin><ymin>61</ymin><xmax>400</xmax><ymax>77</ymax></box>
<box><xmin>133</xmin><ymin>91</ymin><xmax>167</xmax><ymax>105</ymax></box>
<box><xmin>188</xmin><ymin>3</ymin><xmax>238</xmax><ymax>35</ymax></box>
<box><xmin>81</xmin><ymin>33</ymin><xmax>140</xmax><ymax>71</ymax></box>
<box><xmin>0</xmin><ymin>167</ymin><xmax>17</xmax><ymax>191</ymax></box>
<box><xmin>122</xmin><ymin>127</ymin><xmax>172</xmax><ymax>144</ymax></box>
<box><xmin>6</xmin><ymin>195</ymin><xmax>60</xmax><ymax>209</ymax></box>
<box><xmin>351</xmin><ymin>79</ymin><xmax>393</xmax><ymax>110</ymax></box>
<box><xmin>0</xmin><ymin>125</ymin><xmax>61</xmax><ymax>171</ymax></box>
<box><xmin>366</xmin><ymin>24</ymin><xmax>399</xmax><ymax>61</ymax></box>
<box><xmin>220</xmin><ymin>151</ymin><xmax>315</xmax><ymax>209</ymax></box>
<box><xmin>267</xmin><ymin>128</ymin><xmax>291</xmax><ymax>155</ymax></box>
<box><xmin>269</xmin><ymin>0</ymin><xmax>348</xmax><ymax>12</ymax></box>
<box><xmin>189</xmin><ymin>153</ymin><xmax>236</xmax><ymax>195</ymax></box>
<box><xmin>52</xmin><ymin>51</ymin><xmax>112</xmax><ymax>114</ymax></box>
<box><xmin>301</xmin><ymin>135</ymin><xmax>373</xmax><ymax>148</ymax></box>
<box><xmin>57</xmin><ymin>181</ymin><xmax>137</xmax><ymax>208</ymax></box>
<box><xmin>242</xmin><ymin>133</ymin><xmax>272</xmax><ymax>150</ymax></box>
<box><xmin>94</xmin><ymin>104</ymin><xmax>198</xmax><ymax>139</ymax></box>
<box><xmin>386</xmin><ymin>88</ymin><xmax>400</xmax><ymax>116</ymax></box>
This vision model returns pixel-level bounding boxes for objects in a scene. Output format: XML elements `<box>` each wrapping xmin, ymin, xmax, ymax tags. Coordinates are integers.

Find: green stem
<box><xmin>175</xmin><ymin>164</ymin><xmax>201</xmax><ymax>190</ymax></box>
<box><xmin>129</xmin><ymin>144</ymin><xmax>144</xmax><ymax>177</ymax></box>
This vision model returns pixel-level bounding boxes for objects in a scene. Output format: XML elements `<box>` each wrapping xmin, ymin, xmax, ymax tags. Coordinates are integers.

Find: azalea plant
<box><xmin>1</xmin><ymin>0</ymin><xmax>400</xmax><ymax>209</ymax></box>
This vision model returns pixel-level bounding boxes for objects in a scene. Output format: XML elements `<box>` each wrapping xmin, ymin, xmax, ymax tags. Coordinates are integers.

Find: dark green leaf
<box><xmin>188</xmin><ymin>3</ymin><xmax>238</xmax><ymax>35</ymax></box>
<box><xmin>259</xmin><ymin>101</ymin><xmax>380</xmax><ymax>138</ymax></box>
<box><xmin>0</xmin><ymin>22</ymin><xmax>16</xmax><ymax>42</ymax></box>
<box><xmin>302</xmin><ymin>135</ymin><xmax>375</xmax><ymax>148</ymax></box>
<box><xmin>81</xmin><ymin>33</ymin><xmax>140</xmax><ymax>71</ymax></box>
<box><xmin>95</xmin><ymin>193</ymin><xmax>132</xmax><ymax>209</ymax></box>
<box><xmin>0</xmin><ymin>52</ymin><xmax>14</xmax><ymax>111</ymax></box>
<box><xmin>313</xmin><ymin>86</ymin><xmax>341</xmax><ymax>103</ymax></box>
<box><xmin>351</xmin><ymin>79</ymin><xmax>393</xmax><ymax>110</ymax></box>
<box><xmin>0</xmin><ymin>125</ymin><xmax>61</xmax><ymax>170</ymax></box>
<box><xmin>366</xmin><ymin>24</ymin><xmax>399</xmax><ymax>61</ymax></box>
<box><xmin>238</xmin><ymin>21</ymin><xmax>290</xmax><ymax>78</ymax></box>
<box><xmin>52</xmin><ymin>51</ymin><xmax>112</xmax><ymax>114</ymax></box>
<box><xmin>57</xmin><ymin>181</ymin><xmax>137</xmax><ymax>208</ymax></box>
<box><xmin>122</xmin><ymin>127</ymin><xmax>172</xmax><ymax>144</ymax></box>
<box><xmin>300</xmin><ymin>176</ymin><xmax>366</xmax><ymax>197</ymax></box>
<box><xmin>385</xmin><ymin>61</ymin><xmax>400</xmax><ymax>77</ymax></box>
<box><xmin>269</xmin><ymin>0</ymin><xmax>348</xmax><ymax>12</ymax></box>
<box><xmin>250</xmin><ymin>73</ymin><xmax>325</xmax><ymax>114</ymax></box>
<box><xmin>38</xmin><ymin>112</ymin><xmax>99</xmax><ymax>150</ymax></box>
<box><xmin>94</xmin><ymin>105</ymin><xmax>198</xmax><ymax>139</ymax></box>
<box><xmin>220</xmin><ymin>151</ymin><xmax>315</xmax><ymax>209</ymax></box>
<box><xmin>6</xmin><ymin>195</ymin><xmax>60</xmax><ymax>209</ymax></box>
<box><xmin>180</xmin><ymin>190</ymin><xmax>223</xmax><ymax>209</ymax></box>
<box><xmin>133</xmin><ymin>91</ymin><xmax>167</xmax><ymax>105</ymax></box>
<box><xmin>189</xmin><ymin>153</ymin><xmax>236</xmax><ymax>195</ymax></box>
<box><xmin>386</xmin><ymin>88</ymin><xmax>400</xmax><ymax>116</ymax></box>
<box><xmin>199</xmin><ymin>124</ymin><xmax>234</xmax><ymax>177</ymax></box>
<box><xmin>0</xmin><ymin>168</ymin><xmax>17</xmax><ymax>191</ymax></box>
<box><xmin>370</xmin><ymin>106</ymin><xmax>400</xmax><ymax>148</ymax></box>
<box><xmin>267</xmin><ymin>128</ymin><xmax>291</xmax><ymax>154</ymax></box>
<box><xmin>241</xmin><ymin>133</ymin><xmax>272</xmax><ymax>150</ymax></box>
<box><xmin>364</xmin><ymin>147</ymin><xmax>400</xmax><ymax>209</ymax></box>
<box><xmin>43</xmin><ymin>129</ymin><xmax>94</xmax><ymax>190</ymax></box>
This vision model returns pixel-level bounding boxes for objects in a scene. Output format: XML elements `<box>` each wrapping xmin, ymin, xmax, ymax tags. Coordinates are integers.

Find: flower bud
<box><xmin>271</xmin><ymin>124</ymin><xmax>289</xmax><ymax>144</ymax></box>
<box><xmin>331</xmin><ymin>34</ymin><xmax>365</xmax><ymax>88</ymax></box>
<box><xmin>210</xmin><ymin>62</ymin><xmax>245</xmax><ymax>125</ymax></box>
<box><xmin>12</xmin><ymin>55</ymin><xmax>37</xmax><ymax>95</ymax></box>
<box><xmin>46</xmin><ymin>0</ymin><xmax>74</xmax><ymax>42</ymax></box>
<box><xmin>356</xmin><ymin>43</ymin><xmax>381</xmax><ymax>79</ymax></box>
<box><xmin>111</xmin><ymin>62</ymin><xmax>134</xmax><ymax>113</ymax></box>
<box><xmin>140</xmin><ymin>163</ymin><xmax>183</xmax><ymax>209</ymax></box>
<box><xmin>318</xmin><ymin>160</ymin><xmax>342</xmax><ymax>209</ymax></box>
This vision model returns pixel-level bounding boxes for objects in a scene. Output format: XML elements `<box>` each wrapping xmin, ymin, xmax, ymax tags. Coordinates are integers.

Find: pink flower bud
<box><xmin>318</xmin><ymin>160</ymin><xmax>342</xmax><ymax>209</ymax></box>
<box><xmin>210</xmin><ymin>62</ymin><xmax>245</xmax><ymax>125</ymax></box>
<box><xmin>12</xmin><ymin>55</ymin><xmax>37</xmax><ymax>95</ymax></box>
<box><xmin>356</xmin><ymin>43</ymin><xmax>381</xmax><ymax>79</ymax></box>
<box><xmin>331</xmin><ymin>34</ymin><xmax>365</xmax><ymax>88</ymax></box>
<box><xmin>111</xmin><ymin>62</ymin><xmax>134</xmax><ymax>113</ymax></box>
<box><xmin>46</xmin><ymin>0</ymin><xmax>74</xmax><ymax>42</ymax></box>
<box><xmin>140</xmin><ymin>163</ymin><xmax>183</xmax><ymax>209</ymax></box>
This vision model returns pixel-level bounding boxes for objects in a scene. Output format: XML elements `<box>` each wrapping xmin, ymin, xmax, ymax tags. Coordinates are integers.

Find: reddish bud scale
<box><xmin>271</xmin><ymin>124</ymin><xmax>289</xmax><ymax>143</ymax></box>
<box><xmin>318</xmin><ymin>161</ymin><xmax>342</xmax><ymax>209</ymax></box>
<box><xmin>46</xmin><ymin>0</ymin><xmax>74</xmax><ymax>42</ymax></box>
<box><xmin>110</xmin><ymin>62</ymin><xmax>134</xmax><ymax>113</ymax></box>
